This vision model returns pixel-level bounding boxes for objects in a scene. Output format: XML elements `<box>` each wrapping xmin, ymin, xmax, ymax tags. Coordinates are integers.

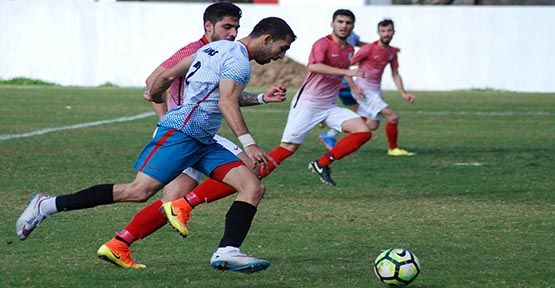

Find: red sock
<box><xmin>116</xmin><ymin>200</ymin><xmax>166</xmax><ymax>244</ymax></box>
<box><xmin>317</xmin><ymin>132</ymin><xmax>372</xmax><ymax>167</ymax></box>
<box><xmin>258</xmin><ymin>146</ymin><xmax>295</xmax><ymax>178</ymax></box>
<box><xmin>385</xmin><ymin>122</ymin><xmax>398</xmax><ymax>149</ymax></box>
<box><xmin>186</xmin><ymin>178</ymin><xmax>236</xmax><ymax>207</ymax></box>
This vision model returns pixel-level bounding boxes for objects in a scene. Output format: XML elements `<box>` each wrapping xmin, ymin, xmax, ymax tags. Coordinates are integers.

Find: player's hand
<box><xmin>244</xmin><ymin>144</ymin><xmax>277</xmax><ymax>173</ymax></box>
<box><xmin>351</xmin><ymin>85</ymin><xmax>364</xmax><ymax>101</ymax></box>
<box><xmin>263</xmin><ymin>84</ymin><xmax>287</xmax><ymax>103</ymax></box>
<box><xmin>144</xmin><ymin>90</ymin><xmax>164</xmax><ymax>104</ymax></box>
<box><xmin>347</xmin><ymin>68</ymin><xmax>365</xmax><ymax>78</ymax></box>
<box><xmin>402</xmin><ymin>93</ymin><xmax>416</xmax><ymax>104</ymax></box>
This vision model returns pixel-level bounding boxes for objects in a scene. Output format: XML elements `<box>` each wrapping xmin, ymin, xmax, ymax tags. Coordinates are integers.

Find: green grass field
<box><xmin>1</xmin><ymin>85</ymin><xmax>554</xmax><ymax>287</ymax></box>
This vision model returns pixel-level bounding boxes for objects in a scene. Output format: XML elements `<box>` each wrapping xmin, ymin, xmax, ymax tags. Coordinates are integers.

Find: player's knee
<box><xmin>367</xmin><ymin>122</ymin><xmax>379</xmax><ymax>131</ymax></box>
<box><xmin>255</xmin><ymin>182</ymin><xmax>266</xmax><ymax>200</ymax></box>
<box><xmin>243</xmin><ymin>179</ymin><xmax>265</xmax><ymax>201</ymax></box>
<box><xmin>388</xmin><ymin>114</ymin><xmax>399</xmax><ymax>124</ymax></box>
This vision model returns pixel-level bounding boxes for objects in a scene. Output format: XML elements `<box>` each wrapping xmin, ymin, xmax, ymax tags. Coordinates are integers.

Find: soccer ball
<box><xmin>373</xmin><ymin>248</ymin><xmax>421</xmax><ymax>287</ymax></box>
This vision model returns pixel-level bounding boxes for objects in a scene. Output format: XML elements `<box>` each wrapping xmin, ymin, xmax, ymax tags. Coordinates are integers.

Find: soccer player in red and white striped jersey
<box><xmin>322</xmin><ymin>19</ymin><xmax>415</xmax><ymax>156</ymax></box>
<box><xmin>260</xmin><ymin>9</ymin><xmax>373</xmax><ymax>186</ymax></box>
<box><xmin>346</xmin><ymin>19</ymin><xmax>416</xmax><ymax>157</ymax></box>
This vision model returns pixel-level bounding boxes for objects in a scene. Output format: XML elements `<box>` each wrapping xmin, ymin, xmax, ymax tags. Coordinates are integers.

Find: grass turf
<box><xmin>1</xmin><ymin>85</ymin><xmax>554</xmax><ymax>287</ymax></box>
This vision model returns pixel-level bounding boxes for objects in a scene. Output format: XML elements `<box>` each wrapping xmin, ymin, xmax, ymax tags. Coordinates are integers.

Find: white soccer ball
<box><xmin>373</xmin><ymin>248</ymin><xmax>421</xmax><ymax>287</ymax></box>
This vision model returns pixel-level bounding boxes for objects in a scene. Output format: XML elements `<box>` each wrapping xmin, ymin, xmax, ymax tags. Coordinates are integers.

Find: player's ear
<box><xmin>262</xmin><ymin>34</ymin><xmax>273</xmax><ymax>45</ymax></box>
<box><xmin>204</xmin><ymin>20</ymin><xmax>214</xmax><ymax>34</ymax></box>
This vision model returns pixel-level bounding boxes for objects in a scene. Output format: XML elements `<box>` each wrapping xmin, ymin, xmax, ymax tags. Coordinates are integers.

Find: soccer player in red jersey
<box><xmin>259</xmin><ymin>9</ymin><xmax>372</xmax><ymax>186</ymax></box>
<box><xmin>323</xmin><ymin>19</ymin><xmax>416</xmax><ymax>156</ymax></box>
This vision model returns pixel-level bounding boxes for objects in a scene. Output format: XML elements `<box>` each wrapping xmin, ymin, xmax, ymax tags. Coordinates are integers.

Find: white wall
<box><xmin>1</xmin><ymin>0</ymin><xmax>554</xmax><ymax>92</ymax></box>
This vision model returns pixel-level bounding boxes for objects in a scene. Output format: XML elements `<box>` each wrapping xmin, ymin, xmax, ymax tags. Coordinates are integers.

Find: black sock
<box><xmin>218</xmin><ymin>201</ymin><xmax>257</xmax><ymax>248</ymax></box>
<box><xmin>55</xmin><ymin>184</ymin><xmax>114</xmax><ymax>212</ymax></box>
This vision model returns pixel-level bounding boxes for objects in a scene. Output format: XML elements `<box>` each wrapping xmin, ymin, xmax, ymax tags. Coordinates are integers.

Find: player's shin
<box><xmin>218</xmin><ymin>201</ymin><xmax>257</xmax><ymax>248</ymax></box>
<box><xmin>317</xmin><ymin>132</ymin><xmax>372</xmax><ymax>167</ymax></box>
<box><xmin>55</xmin><ymin>184</ymin><xmax>115</xmax><ymax>212</ymax></box>
<box><xmin>258</xmin><ymin>146</ymin><xmax>294</xmax><ymax>177</ymax></box>
<box><xmin>186</xmin><ymin>178</ymin><xmax>236</xmax><ymax>207</ymax></box>
<box><xmin>385</xmin><ymin>122</ymin><xmax>399</xmax><ymax>149</ymax></box>
<box><xmin>116</xmin><ymin>200</ymin><xmax>166</xmax><ymax>245</ymax></box>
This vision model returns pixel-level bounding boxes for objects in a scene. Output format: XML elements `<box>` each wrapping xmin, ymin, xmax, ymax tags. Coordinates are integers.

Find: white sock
<box><xmin>39</xmin><ymin>197</ymin><xmax>59</xmax><ymax>216</ymax></box>
<box><xmin>216</xmin><ymin>246</ymin><xmax>239</xmax><ymax>254</ymax></box>
<box><xmin>326</xmin><ymin>129</ymin><xmax>339</xmax><ymax>138</ymax></box>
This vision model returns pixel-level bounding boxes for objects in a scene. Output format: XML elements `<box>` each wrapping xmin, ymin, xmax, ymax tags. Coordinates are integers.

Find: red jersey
<box><xmin>159</xmin><ymin>36</ymin><xmax>209</xmax><ymax>109</ymax></box>
<box><xmin>295</xmin><ymin>35</ymin><xmax>354</xmax><ymax>109</ymax></box>
<box><xmin>352</xmin><ymin>40</ymin><xmax>399</xmax><ymax>91</ymax></box>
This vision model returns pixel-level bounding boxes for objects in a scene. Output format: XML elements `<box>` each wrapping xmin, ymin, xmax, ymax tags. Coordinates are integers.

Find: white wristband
<box><xmin>238</xmin><ymin>133</ymin><xmax>256</xmax><ymax>148</ymax></box>
<box><xmin>257</xmin><ymin>93</ymin><xmax>266</xmax><ymax>104</ymax></box>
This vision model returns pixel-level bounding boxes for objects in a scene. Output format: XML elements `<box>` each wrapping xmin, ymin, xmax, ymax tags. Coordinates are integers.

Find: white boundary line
<box><xmin>0</xmin><ymin>112</ymin><xmax>155</xmax><ymax>141</ymax></box>
<box><xmin>1</xmin><ymin>109</ymin><xmax>552</xmax><ymax>142</ymax></box>
<box><xmin>244</xmin><ymin>108</ymin><xmax>555</xmax><ymax>117</ymax></box>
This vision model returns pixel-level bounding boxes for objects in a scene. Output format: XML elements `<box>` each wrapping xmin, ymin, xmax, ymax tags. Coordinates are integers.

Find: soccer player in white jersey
<box><xmin>16</xmin><ymin>17</ymin><xmax>296</xmax><ymax>273</ymax></box>
<box><xmin>96</xmin><ymin>2</ymin><xmax>286</xmax><ymax>269</ymax></box>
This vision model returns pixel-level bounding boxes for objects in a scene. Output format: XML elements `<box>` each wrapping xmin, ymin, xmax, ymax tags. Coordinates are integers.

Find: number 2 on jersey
<box><xmin>185</xmin><ymin>61</ymin><xmax>201</xmax><ymax>85</ymax></box>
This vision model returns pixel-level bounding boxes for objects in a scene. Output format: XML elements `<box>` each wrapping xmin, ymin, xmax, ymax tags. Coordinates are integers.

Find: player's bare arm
<box><xmin>219</xmin><ymin>78</ymin><xmax>276</xmax><ymax>171</ymax></box>
<box><xmin>308</xmin><ymin>63</ymin><xmax>364</xmax><ymax>78</ymax></box>
<box><xmin>239</xmin><ymin>84</ymin><xmax>287</xmax><ymax>106</ymax></box>
<box><xmin>391</xmin><ymin>67</ymin><xmax>415</xmax><ymax>104</ymax></box>
<box><xmin>147</xmin><ymin>56</ymin><xmax>194</xmax><ymax>103</ymax></box>
<box><xmin>344</xmin><ymin>76</ymin><xmax>364</xmax><ymax>101</ymax></box>
<box><xmin>145</xmin><ymin>65</ymin><xmax>169</xmax><ymax>118</ymax></box>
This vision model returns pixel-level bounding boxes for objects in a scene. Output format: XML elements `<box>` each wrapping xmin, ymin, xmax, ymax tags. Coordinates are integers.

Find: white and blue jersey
<box><xmin>158</xmin><ymin>40</ymin><xmax>251</xmax><ymax>144</ymax></box>
<box><xmin>133</xmin><ymin>40</ymin><xmax>251</xmax><ymax>184</ymax></box>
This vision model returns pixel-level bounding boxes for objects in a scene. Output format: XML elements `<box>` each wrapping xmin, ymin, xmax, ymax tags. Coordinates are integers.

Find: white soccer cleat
<box><xmin>210</xmin><ymin>247</ymin><xmax>270</xmax><ymax>273</ymax></box>
<box><xmin>15</xmin><ymin>192</ymin><xmax>49</xmax><ymax>240</ymax></box>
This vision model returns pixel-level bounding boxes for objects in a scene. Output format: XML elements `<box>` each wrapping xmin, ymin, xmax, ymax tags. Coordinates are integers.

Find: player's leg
<box><xmin>98</xmin><ymin>172</ymin><xmax>199</xmax><ymax>268</ymax></box>
<box><xmin>381</xmin><ymin>107</ymin><xmax>415</xmax><ymax>156</ymax></box>
<box><xmin>259</xmin><ymin>104</ymin><xmax>324</xmax><ymax>178</ymax></box>
<box><xmin>309</xmin><ymin>108</ymin><xmax>372</xmax><ymax>186</ymax></box>
<box><xmin>209</xmin><ymin>164</ymin><xmax>270</xmax><ymax>273</ymax></box>
<box><xmin>161</xmin><ymin>145</ymin><xmax>269</xmax><ymax>272</ymax></box>
<box><xmin>320</xmin><ymin>82</ymin><xmax>359</xmax><ymax>150</ymax></box>
<box><xmin>185</xmin><ymin>135</ymin><xmax>249</xmax><ymax>207</ymax></box>
<box><xmin>16</xmin><ymin>172</ymin><xmax>165</xmax><ymax>241</ymax></box>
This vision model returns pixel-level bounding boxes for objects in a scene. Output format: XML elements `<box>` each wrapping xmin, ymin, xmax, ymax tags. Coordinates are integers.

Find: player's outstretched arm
<box><xmin>344</xmin><ymin>76</ymin><xmax>364</xmax><ymax>101</ymax></box>
<box><xmin>219</xmin><ymin>78</ymin><xmax>276</xmax><ymax>171</ymax></box>
<box><xmin>145</xmin><ymin>65</ymin><xmax>168</xmax><ymax>118</ymax></box>
<box><xmin>147</xmin><ymin>56</ymin><xmax>194</xmax><ymax>104</ymax></box>
<box><xmin>391</xmin><ymin>67</ymin><xmax>415</xmax><ymax>104</ymax></box>
<box><xmin>308</xmin><ymin>63</ymin><xmax>364</xmax><ymax>78</ymax></box>
<box><xmin>239</xmin><ymin>84</ymin><xmax>287</xmax><ymax>106</ymax></box>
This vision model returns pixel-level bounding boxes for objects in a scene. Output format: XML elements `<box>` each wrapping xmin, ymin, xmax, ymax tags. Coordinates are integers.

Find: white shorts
<box><xmin>182</xmin><ymin>134</ymin><xmax>243</xmax><ymax>182</ymax></box>
<box><xmin>356</xmin><ymin>89</ymin><xmax>388</xmax><ymax>121</ymax></box>
<box><xmin>281</xmin><ymin>103</ymin><xmax>360</xmax><ymax>144</ymax></box>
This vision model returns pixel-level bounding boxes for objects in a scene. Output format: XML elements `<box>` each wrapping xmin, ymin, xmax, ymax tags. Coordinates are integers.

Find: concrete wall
<box><xmin>1</xmin><ymin>0</ymin><xmax>553</xmax><ymax>92</ymax></box>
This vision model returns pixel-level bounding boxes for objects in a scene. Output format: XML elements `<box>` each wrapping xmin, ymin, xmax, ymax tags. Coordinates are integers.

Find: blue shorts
<box><xmin>338</xmin><ymin>79</ymin><xmax>357</xmax><ymax>106</ymax></box>
<box><xmin>133</xmin><ymin>126</ymin><xmax>240</xmax><ymax>184</ymax></box>
<box><xmin>338</xmin><ymin>88</ymin><xmax>357</xmax><ymax>106</ymax></box>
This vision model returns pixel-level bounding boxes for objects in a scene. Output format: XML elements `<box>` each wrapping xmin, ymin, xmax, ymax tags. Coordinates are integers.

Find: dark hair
<box><xmin>332</xmin><ymin>9</ymin><xmax>355</xmax><ymax>23</ymax></box>
<box><xmin>249</xmin><ymin>17</ymin><xmax>297</xmax><ymax>42</ymax></box>
<box><xmin>378</xmin><ymin>19</ymin><xmax>395</xmax><ymax>30</ymax></box>
<box><xmin>203</xmin><ymin>1</ymin><xmax>242</xmax><ymax>24</ymax></box>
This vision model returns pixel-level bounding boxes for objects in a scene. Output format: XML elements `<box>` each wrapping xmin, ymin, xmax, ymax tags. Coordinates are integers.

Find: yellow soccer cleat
<box><xmin>160</xmin><ymin>199</ymin><xmax>192</xmax><ymax>238</ymax></box>
<box><xmin>97</xmin><ymin>238</ymin><xmax>146</xmax><ymax>269</ymax></box>
<box><xmin>388</xmin><ymin>148</ymin><xmax>416</xmax><ymax>157</ymax></box>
